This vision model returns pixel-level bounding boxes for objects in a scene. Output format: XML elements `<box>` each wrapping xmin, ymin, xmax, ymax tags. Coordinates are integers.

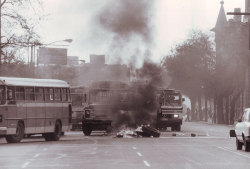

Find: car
<box><xmin>230</xmin><ymin>108</ymin><xmax>250</xmax><ymax>152</ymax></box>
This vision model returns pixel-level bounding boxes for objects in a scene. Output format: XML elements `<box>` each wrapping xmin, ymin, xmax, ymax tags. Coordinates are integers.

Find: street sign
<box><xmin>38</xmin><ymin>47</ymin><xmax>67</xmax><ymax>65</ymax></box>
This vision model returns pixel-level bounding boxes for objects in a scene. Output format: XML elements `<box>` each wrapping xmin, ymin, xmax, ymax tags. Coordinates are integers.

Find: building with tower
<box><xmin>213</xmin><ymin>0</ymin><xmax>250</xmax><ymax>123</ymax></box>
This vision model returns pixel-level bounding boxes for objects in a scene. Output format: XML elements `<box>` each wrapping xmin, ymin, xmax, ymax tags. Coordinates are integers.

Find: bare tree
<box><xmin>0</xmin><ymin>0</ymin><xmax>44</xmax><ymax>64</ymax></box>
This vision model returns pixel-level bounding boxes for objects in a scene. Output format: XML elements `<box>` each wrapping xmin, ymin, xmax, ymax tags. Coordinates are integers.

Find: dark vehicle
<box><xmin>155</xmin><ymin>89</ymin><xmax>185</xmax><ymax>131</ymax></box>
<box><xmin>82</xmin><ymin>81</ymin><xmax>130</xmax><ymax>136</ymax></box>
<box><xmin>71</xmin><ymin>86</ymin><xmax>88</xmax><ymax>130</ymax></box>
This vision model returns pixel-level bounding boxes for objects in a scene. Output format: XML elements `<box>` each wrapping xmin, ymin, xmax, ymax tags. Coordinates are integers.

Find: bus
<box><xmin>82</xmin><ymin>81</ymin><xmax>130</xmax><ymax>135</ymax></box>
<box><xmin>0</xmin><ymin>77</ymin><xmax>72</xmax><ymax>143</ymax></box>
<box><xmin>155</xmin><ymin>89</ymin><xmax>185</xmax><ymax>131</ymax></box>
<box><xmin>71</xmin><ymin>86</ymin><xmax>88</xmax><ymax>130</ymax></box>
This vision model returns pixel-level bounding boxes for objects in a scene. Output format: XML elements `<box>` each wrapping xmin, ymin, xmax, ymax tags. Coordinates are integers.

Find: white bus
<box><xmin>0</xmin><ymin>77</ymin><xmax>72</xmax><ymax>143</ymax></box>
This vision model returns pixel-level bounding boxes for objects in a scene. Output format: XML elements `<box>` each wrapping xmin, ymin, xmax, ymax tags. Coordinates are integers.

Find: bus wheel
<box><xmin>171</xmin><ymin>126</ymin><xmax>175</xmax><ymax>131</ymax></box>
<box><xmin>43</xmin><ymin>121</ymin><xmax>62</xmax><ymax>141</ymax></box>
<box><xmin>6</xmin><ymin>122</ymin><xmax>24</xmax><ymax>143</ymax></box>
<box><xmin>175</xmin><ymin>124</ymin><xmax>181</xmax><ymax>131</ymax></box>
<box><xmin>51</xmin><ymin>121</ymin><xmax>62</xmax><ymax>141</ymax></box>
<box><xmin>82</xmin><ymin>124</ymin><xmax>92</xmax><ymax>136</ymax></box>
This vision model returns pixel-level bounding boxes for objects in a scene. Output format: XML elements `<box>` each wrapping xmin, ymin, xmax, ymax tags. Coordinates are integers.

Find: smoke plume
<box><xmin>112</xmin><ymin>60</ymin><xmax>169</xmax><ymax>128</ymax></box>
<box><xmin>96</xmin><ymin>0</ymin><xmax>154</xmax><ymax>67</ymax></box>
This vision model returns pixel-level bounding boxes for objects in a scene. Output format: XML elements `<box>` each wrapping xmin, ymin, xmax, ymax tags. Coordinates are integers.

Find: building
<box><xmin>213</xmin><ymin>0</ymin><xmax>250</xmax><ymax>122</ymax></box>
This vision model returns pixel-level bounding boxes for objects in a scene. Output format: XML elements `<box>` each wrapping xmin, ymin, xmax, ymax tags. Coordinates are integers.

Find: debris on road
<box><xmin>191</xmin><ymin>133</ymin><xmax>196</xmax><ymax>137</ymax></box>
<box><xmin>116</xmin><ymin>128</ymin><xmax>137</xmax><ymax>138</ymax></box>
<box><xmin>116</xmin><ymin>125</ymin><xmax>161</xmax><ymax>138</ymax></box>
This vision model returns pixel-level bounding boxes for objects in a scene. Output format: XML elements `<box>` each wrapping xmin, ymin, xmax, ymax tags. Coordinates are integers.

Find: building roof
<box><xmin>212</xmin><ymin>1</ymin><xmax>228</xmax><ymax>31</ymax></box>
<box><xmin>0</xmin><ymin>77</ymin><xmax>69</xmax><ymax>88</ymax></box>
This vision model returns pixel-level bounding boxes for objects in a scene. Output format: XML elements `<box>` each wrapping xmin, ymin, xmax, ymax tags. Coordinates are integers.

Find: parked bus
<box><xmin>155</xmin><ymin>89</ymin><xmax>185</xmax><ymax>131</ymax></box>
<box><xmin>71</xmin><ymin>86</ymin><xmax>88</xmax><ymax>130</ymax></box>
<box><xmin>0</xmin><ymin>77</ymin><xmax>72</xmax><ymax>143</ymax></box>
<box><xmin>82</xmin><ymin>81</ymin><xmax>130</xmax><ymax>135</ymax></box>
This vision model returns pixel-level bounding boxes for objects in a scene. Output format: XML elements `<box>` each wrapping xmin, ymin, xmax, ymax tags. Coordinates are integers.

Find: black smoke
<box><xmin>96</xmin><ymin>0</ymin><xmax>154</xmax><ymax>66</ymax></box>
<box><xmin>112</xmin><ymin>61</ymin><xmax>168</xmax><ymax>128</ymax></box>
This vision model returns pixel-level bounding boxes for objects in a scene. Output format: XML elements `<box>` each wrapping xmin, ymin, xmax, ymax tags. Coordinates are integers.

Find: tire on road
<box><xmin>175</xmin><ymin>124</ymin><xmax>181</xmax><ymax>131</ymax></box>
<box><xmin>244</xmin><ymin>139</ymin><xmax>250</xmax><ymax>152</ymax></box>
<box><xmin>236</xmin><ymin>137</ymin><xmax>243</xmax><ymax>150</ymax></box>
<box><xmin>141</xmin><ymin>126</ymin><xmax>161</xmax><ymax>137</ymax></box>
<box><xmin>5</xmin><ymin>122</ymin><xmax>25</xmax><ymax>143</ymax></box>
<box><xmin>82</xmin><ymin>124</ymin><xmax>92</xmax><ymax>136</ymax></box>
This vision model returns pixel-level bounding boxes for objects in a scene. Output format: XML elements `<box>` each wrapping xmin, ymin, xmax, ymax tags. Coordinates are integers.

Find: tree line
<box><xmin>162</xmin><ymin>29</ymin><xmax>247</xmax><ymax>124</ymax></box>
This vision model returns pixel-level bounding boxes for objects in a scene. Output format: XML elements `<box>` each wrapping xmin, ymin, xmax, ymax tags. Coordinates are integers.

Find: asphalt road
<box><xmin>0</xmin><ymin>122</ymin><xmax>249</xmax><ymax>169</ymax></box>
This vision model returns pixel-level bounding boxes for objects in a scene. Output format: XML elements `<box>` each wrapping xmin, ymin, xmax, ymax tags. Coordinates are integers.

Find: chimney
<box><xmin>234</xmin><ymin>8</ymin><xmax>241</xmax><ymax>22</ymax></box>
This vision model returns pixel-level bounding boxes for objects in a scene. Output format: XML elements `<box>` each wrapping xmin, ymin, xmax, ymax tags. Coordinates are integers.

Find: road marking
<box><xmin>217</xmin><ymin>146</ymin><xmax>250</xmax><ymax>159</ymax></box>
<box><xmin>132</xmin><ymin>146</ymin><xmax>137</xmax><ymax>150</ymax></box>
<box><xmin>43</xmin><ymin>148</ymin><xmax>48</xmax><ymax>151</ymax></box>
<box><xmin>160</xmin><ymin>136</ymin><xmax>227</xmax><ymax>139</ymax></box>
<box><xmin>143</xmin><ymin>160</ymin><xmax>150</xmax><ymax>167</ymax></box>
<box><xmin>55</xmin><ymin>153</ymin><xmax>67</xmax><ymax>160</ymax></box>
<box><xmin>21</xmin><ymin>162</ymin><xmax>30</xmax><ymax>168</ymax></box>
<box><xmin>34</xmin><ymin>154</ymin><xmax>40</xmax><ymax>158</ymax></box>
<box><xmin>137</xmin><ymin>152</ymin><xmax>142</xmax><ymax>157</ymax></box>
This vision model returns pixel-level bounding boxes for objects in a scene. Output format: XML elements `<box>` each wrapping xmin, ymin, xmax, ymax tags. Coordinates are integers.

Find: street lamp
<box><xmin>41</xmin><ymin>39</ymin><xmax>73</xmax><ymax>46</ymax></box>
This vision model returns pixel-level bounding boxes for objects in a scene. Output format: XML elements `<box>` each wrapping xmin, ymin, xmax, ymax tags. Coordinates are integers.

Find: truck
<box><xmin>155</xmin><ymin>89</ymin><xmax>185</xmax><ymax>131</ymax></box>
<box><xmin>82</xmin><ymin>81</ymin><xmax>130</xmax><ymax>136</ymax></box>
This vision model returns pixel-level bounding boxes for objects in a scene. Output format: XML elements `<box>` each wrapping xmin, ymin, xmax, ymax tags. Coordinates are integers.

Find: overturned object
<box><xmin>135</xmin><ymin>125</ymin><xmax>161</xmax><ymax>138</ymax></box>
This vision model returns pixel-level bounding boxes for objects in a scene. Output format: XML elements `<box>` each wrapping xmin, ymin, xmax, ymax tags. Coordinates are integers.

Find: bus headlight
<box><xmin>173</xmin><ymin>114</ymin><xmax>179</xmax><ymax>118</ymax></box>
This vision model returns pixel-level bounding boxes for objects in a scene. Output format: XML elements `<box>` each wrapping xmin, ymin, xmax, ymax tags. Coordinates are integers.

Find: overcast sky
<box><xmin>37</xmin><ymin>0</ymin><xmax>245</xmax><ymax>67</ymax></box>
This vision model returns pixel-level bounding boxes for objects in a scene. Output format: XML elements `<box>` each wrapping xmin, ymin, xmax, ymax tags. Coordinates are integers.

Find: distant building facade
<box><xmin>76</xmin><ymin>54</ymin><xmax>130</xmax><ymax>86</ymax></box>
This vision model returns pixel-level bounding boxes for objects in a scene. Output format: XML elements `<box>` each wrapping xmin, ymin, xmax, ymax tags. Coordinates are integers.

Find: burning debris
<box><xmin>115</xmin><ymin>125</ymin><xmax>160</xmax><ymax>138</ymax></box>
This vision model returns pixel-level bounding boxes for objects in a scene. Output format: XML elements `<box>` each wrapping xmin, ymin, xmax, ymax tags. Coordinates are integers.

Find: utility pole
<box><xmin>0</xmin><ymin>0</ymin><xmax>2</xmax><ymax>65</ymax></box>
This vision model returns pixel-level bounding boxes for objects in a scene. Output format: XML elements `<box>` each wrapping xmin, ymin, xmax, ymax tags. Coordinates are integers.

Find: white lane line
<box><xmin>21</xmin><ymin>162</ymin><xmax>30</xmax><ymax>168</ymax></box>
<box><xmin>143</xmin><ymin>160</ymin><xmax>150</xmax><ymax>167</ymax></box>
<box><xmin>217</xmin><ymin>146</ymin><xmax>250</xmax><ymax>159</ymax></box>
<box><xmin>160</xmin><ymin>136</ymin><xmax>227</xmax><ymax>139</ymax></box>
<box><xmin>132</xmin><ymin>146</ymin><xmax>137</xmax><ymax>150</ymax></box>
<box><xmin>55</xmin><ymin>153</ymin><xmax>67</xmax><ymax>160</ymax></box>
<box><xmin>137</xmin><ymin>152</ymin><xmax>142</xmax><ymax>157</ymax></box>
<box><xmin>34</xmin><ymin>153</ymin><xmax>40</xmax><ymax>158</ymax></box>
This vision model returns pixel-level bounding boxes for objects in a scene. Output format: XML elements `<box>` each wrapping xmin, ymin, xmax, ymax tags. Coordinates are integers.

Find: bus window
<box><xmin>67</xmin><ymin>88</ymin><xmax>71</xmax><ymax>101</ymax></box>
<box><xmin>7</xmin><ymin>87</ymin><xmax>15</xmax><ymax>100</ymax></box>
<box><xmin>16</xmin><ymin>86</ymin><xmax>25</xmax><ymax>100</ymax></box>
<box><xmin>62</xmin><ymin>88</ymin><xmax>67</xmax><ymax>101</ymax></box>
<box><xmin>45</xmin><ymin>88</ymin><xmax>54</xmax><ymax>101</ymax></box>
<box><xmin>35</xmin><ymin>87</ymin><xmax>44</xmax><ymax>101</ymax></box>
<box><xmin>25</xmin><ymin>87</ymin><xmax>35</xmax><ymax>101</ymax></box>
<box><xmin>0</xmin><ymin>86</ymin><xmax>5</xmax><ymax>105</ymax></box>
<box><xmin>54</xmin><ymin>88</ymin><xmax>61</xmax><ymax>101</ymax></box>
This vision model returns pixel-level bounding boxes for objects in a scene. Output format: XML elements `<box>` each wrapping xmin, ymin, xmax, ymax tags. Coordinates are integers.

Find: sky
<box><xmin>37</xmin><ymin>0</ymin><xmax>245</xmax><ymax>67</ymax></box>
